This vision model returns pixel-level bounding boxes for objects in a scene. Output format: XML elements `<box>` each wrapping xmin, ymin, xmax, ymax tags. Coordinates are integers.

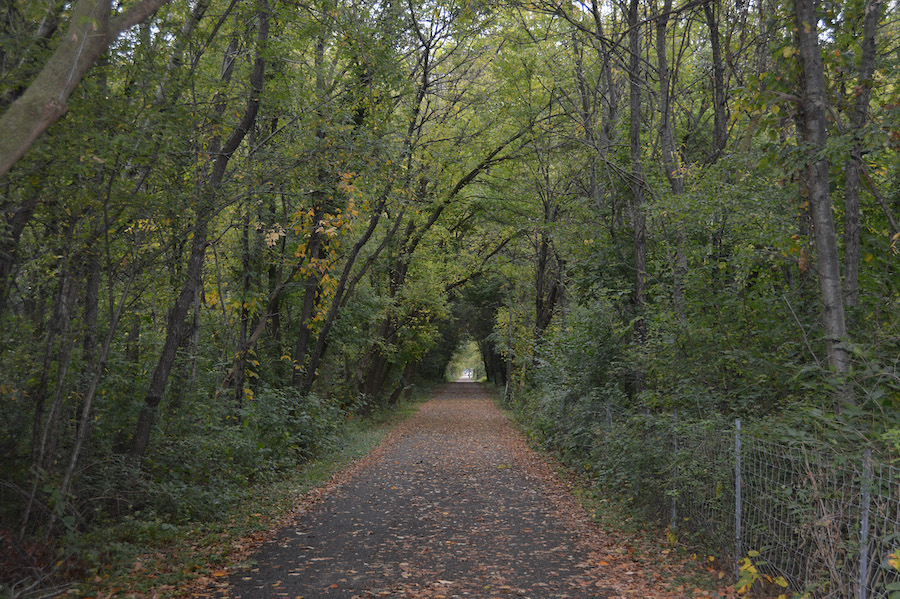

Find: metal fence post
<box><xmin>858</xmin><ymin>449</ymin><xmax>872</xmax><ymax>599</ymax></box>
<box><xmin>735</xmin><ymin>418</ymin><xmax>742</xmax><ymax>572</ymax></box>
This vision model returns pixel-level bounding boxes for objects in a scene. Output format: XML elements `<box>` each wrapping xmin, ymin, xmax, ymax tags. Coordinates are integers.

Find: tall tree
<box><xmin>792</xmin><ymin>0</ymin><xmax>851</xmax><ymax>402</ymax></box>
<box><xmin>840</xmin><ymin>0</ymin><xmax>884</xmax><ymax>308</ymax></box>
<box><xmin>628</xmin><ymin>0</ymin><xmax>648</xmax><ymax>355</ymax></box>
<box><xmin>130</xmin><ymin>0</ymin><xmax>271</xmax><ymax>460</ymax></box>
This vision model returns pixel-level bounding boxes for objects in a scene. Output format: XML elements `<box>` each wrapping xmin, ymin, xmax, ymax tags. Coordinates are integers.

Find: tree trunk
<box><xmin>169</xmin><ymin>290</ymin><xmax>201</xmax><ymax>415</ymax></box>
<box><xmin>290</xmin><ymin>212</ymin><xmax>326</xmax><ymax>389</ymax></box>
<box><xmin>75</xmin><ymin>239</ymin><xmax>100</xmax><ymax>439</ymax></box>
<box><xmin>82</xmin><ymin>248</ymin><xmax>100</xmax><ymax>371</ymax></box>
<box><xmin>628</xmin><ymin>0</ymin><xmax>647</xmax><ymax>347</ymax></box>
<box><xmin>299</xmin><ymin>195</ymin><xmax>390</xmax><ymax>396</ymax></box>
<box><xmin>19</xmin><ymin>269</ymin><xmax>77</xmax><ymax>536</ymax></box>
<box><xmin>46</xmin><ymin>271</ymin><xmax>134</xmax><ymax>537</ymax></box>
<box><xmin>655</xmin><ymin>0</ymin><xmax>688</xmax><ymax>322</ymax></box>
<box><xmin>129</xmin><ymin>0</ymin><xmax>269</xmax><ymax>461</ymax></box>
<box><xmin>703</xmin><ymin>0</ymin><xmax>727</xmax><ymax>159</ymax></box>
<box><xmin>0</xmin><ymin>0</ymin><xmax>171</xmax><ymax>177</ymax></box>
<box><xmin>234</xmin><ymin>209</ymin><xmax>252</xmax><ymax>406</ymax></box>
<box><xmin>27</xmin><ymin>264</ymin><xmax>76</xmax><ymax>468</ymax></box>
<box><xmin>130</xmin><ymin>219</ymin><xmax>207</xmax><ymax>459</ymax></box>
<box><xmin>388</xmin><ymin>362</ymin><xmax>416</xmax><ymax>405</ymax></box>
<box><xmin>793</xmin><ymin>0</ymin><xmax>852</xmax><ymax>402</ymax></box>
<box><xmin>125</xmin><ymin>314</ymin><xmax>141</xmax><ymax>363</ymax></box>
<box><xmin>292</xmin><ymin>33</ymin><xmax>335</xmax><ymax>390</ymax></box>
<box><xmin>842</xmin><ymin>0</ymin><xmax>883</xmax><ymax>308</ymax></box>
<box><xmin>535</xmin><ymin>216</ymin><xmax>558</xmax><ymax>334</ymax></box>
<box><xmin>0</xmin><ymin>188</ymin><xmax>41</xmax><ymax>316</ymax></box>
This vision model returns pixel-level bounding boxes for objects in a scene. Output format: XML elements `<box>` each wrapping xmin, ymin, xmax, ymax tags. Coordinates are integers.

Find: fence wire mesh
<box><xmin>587</xmin><ymin>412</ymin><xmax>900</xmax><ymax>599</ymax></box>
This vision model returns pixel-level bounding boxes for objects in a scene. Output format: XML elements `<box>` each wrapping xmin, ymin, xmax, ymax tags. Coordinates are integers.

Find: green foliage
<box><xmin>131</xmin><ymin>388</ymin><xmax>344</xmax><ymax>522</ymax></box>
<box><xmin>62</xmin><ymin>397</ymin><xmax>420</xmax><ymax>597</ymax></box>
<box><xmin>3</xmin><ymin>0</ymin><xmax>900</xmax><ymax>594</ymax></box>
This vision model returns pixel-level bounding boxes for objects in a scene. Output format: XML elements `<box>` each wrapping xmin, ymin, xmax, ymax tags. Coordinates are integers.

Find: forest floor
<box><xmin>183</xmin><ymin>382</ymin><xmax>733</xmax><ymax>599</ymax></box>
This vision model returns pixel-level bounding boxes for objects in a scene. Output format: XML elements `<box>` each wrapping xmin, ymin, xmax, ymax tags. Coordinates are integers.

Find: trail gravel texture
<box><xmin>218</xmin><ymin>382</ymin><xmax>709</xmax><ymax>599</ymax></box>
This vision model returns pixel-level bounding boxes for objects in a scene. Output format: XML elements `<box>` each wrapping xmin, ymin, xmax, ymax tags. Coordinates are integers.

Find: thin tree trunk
<box><xmin>19</xmin><ymin>270</ymin><xmax>77</xmax><ymax>537</ymax></box>
<box><xmin>628</xmin><ymin>0</ymin><xmax>648</xmax><ymax>348</ymax></box>
<box><xmin>290</xmin><ymin>214</ymin><xmax>326</xmax><ymax>389</ymax></box>
<box><xmin>703</xmin><ymin>0</ymin><xmax>727</xmax><ymax>159</ymax></box>
<box><xmin>0</xmin><ymin>188</ymin><xmax>41</xmax><ymax>316</ymax></box>
<box><xmin>292</xmin><ymin>33</ymin><xmax>334</xmax><ymax>390</ymax></box>
<box><xmin>842</xmin><ymin>0</ymin><xmax>883</xmax><ymax>308</ymax></box>
<box><xmin>793</xmin><ymin>0</ymin><xmax>852</xmax><ymax>403</ymax></box>
<box><xmin>169</xmin><ymin>289</ymin><xmax>201</xmax><ymax>415</ymax></box>
<box><xmin>535</xmin><ymin>215</ymin><xmax>561</xmax><ymax>335</ymax></box>
<box><xmin>27</xmin><ymin>267</ymin><xmax>76</xmax><ymax>467</ymax></box>
<box><xmin>45</xmin><ymin>271</ymin><xmax>134</xmax><ymax>538</ymax></box>
<box><xmin>82</xmin><ymin>249</ymin><xmax>100</xmax><ymax>371</ymax></box>
<box><xmin>656</xmin><ymin>0</ymin><xmax>688</xmax><ymax>322</ymax></box>
<box><xmin>571</xmin><ymin>27</ymin><xmax>602</xmax><ymax>214</ymax></box>
<box><xmin>125</xmin><ymin>314</ymin><xmax>141</xmax><ymax>363</ymax></box>
<box><xmin>234</xmin><ymin>208</ymin><xmax>252</xmax><ymax>406</ymax></box>
<box><xmin>130</xmin><ymin>219</ymin><xmax>207</xmax><ymax>460</ymax></box>
<box><xmin>129</xmin><ymin>0</ymin><xmax>269</xmax><ymax>460</ymax></box>
<box><xmin>299</xmin><ymin>195</ymin><xmax>389</xmax><ymax>396</ymax></box>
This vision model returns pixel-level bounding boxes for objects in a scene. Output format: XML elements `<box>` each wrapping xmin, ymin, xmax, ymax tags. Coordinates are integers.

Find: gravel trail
<box><xmin>218</xmin><ymin>382</ymin><xmax>700</xmax><ymax>599</ymax></box>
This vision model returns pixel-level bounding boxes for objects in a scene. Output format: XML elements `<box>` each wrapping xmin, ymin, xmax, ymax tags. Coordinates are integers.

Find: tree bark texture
<box><xmin>628</xmin><ymin>0</ymin><xmax>647</xmax><ymax>343</ymax></box>
<box><xmin>0</xmin><ymin>0</ymin><xmax>171</xmax><ymax>178</ymax></box>
<box><xmin>793</xmin><ymin>0</ymin><xmax>852</xmax><ymax>389</ymax></box>
<box><xmin>703</xmin><ymin>0</ymin><xmax>727</xmax><ymax>158</ymax></box>
<box><xmin>842</xmin><ymin>0</ymin><xmax>883</xmax><ymax>308</ymax></box>
<box><xmin>655</xmin><ymin>0</ymin><xmax>688</xmax><ymax>322</ymax></box>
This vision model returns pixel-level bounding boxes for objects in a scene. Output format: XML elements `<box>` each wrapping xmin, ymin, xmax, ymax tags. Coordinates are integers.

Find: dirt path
<box><xmin>216</xmin><ymin>383</ymin><xmax>712</xmax><ymax>598</ymax></box>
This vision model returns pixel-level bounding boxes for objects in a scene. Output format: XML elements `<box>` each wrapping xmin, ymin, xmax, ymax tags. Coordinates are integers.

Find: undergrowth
<box><xmin>491</xmin><ymin>384</ymin><xmax>728</xmax><ymax>595</ymax></box>
<box><xmin>39</xmin><ymin>393</ymin><xmax>426</xmax><ymax>599</ymax></box>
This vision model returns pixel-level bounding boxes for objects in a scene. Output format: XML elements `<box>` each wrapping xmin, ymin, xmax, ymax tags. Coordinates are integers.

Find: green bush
<box><xmin>76</xmin><ymin>387</ymin><xmax>347</xmax><ymax>524</ymax></box>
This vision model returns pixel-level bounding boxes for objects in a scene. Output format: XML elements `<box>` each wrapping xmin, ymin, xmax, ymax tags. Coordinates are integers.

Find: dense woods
<box><xmin>1</xmin><ymin>0</ymin><xmax>899</xmax><ymax>594</ymax></box>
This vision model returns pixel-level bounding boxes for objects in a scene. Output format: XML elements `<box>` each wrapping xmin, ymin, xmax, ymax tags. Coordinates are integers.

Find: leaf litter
<box><xmin>175</xmin><ymin>383</ymin><xmax>733</xmax><ymax>598</ymax></box>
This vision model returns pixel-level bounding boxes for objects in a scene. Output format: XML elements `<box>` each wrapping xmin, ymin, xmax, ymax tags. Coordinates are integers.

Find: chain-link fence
<box><xmin>586</xmin><ymin>412</ymin><xmax>900</xmax><ymax>599</ymax></box>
